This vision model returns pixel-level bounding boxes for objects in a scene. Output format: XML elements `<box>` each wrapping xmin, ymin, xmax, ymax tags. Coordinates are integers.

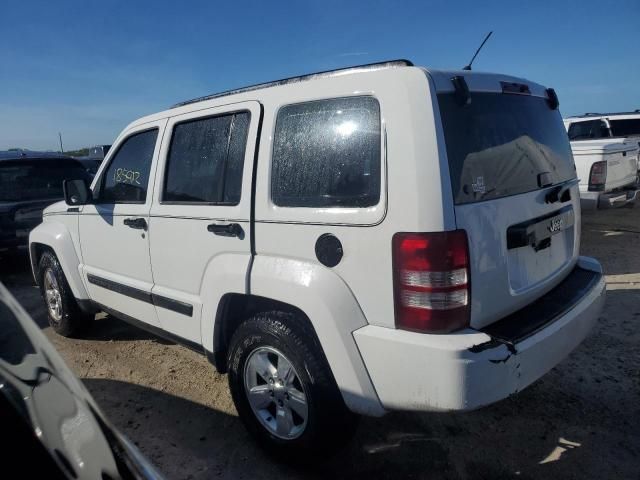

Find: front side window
<box><xmin>567</xmin><ymin>120</ymin><xmax>610</xmax><ymax>140</ymax></box>
<box><xmin>99</xmin><ymin>129</ymin><xmax>158</xmax><ymax>203</ymax></box>
<box><xmin>271</xmin><ymin>96</ymin><xmax>381</xmax><ymax>208</ymax></box>
<box><xmin>163</xmin><ymin>112</ymin><xmax>250</xmax><ymax>204</ymax></box>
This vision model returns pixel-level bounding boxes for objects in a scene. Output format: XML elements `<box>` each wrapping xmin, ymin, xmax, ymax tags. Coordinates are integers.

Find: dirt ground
<box><xmin>1</xmin><ymin>208</ymin><xmax>639</xmax><ymax>480</ymax></box>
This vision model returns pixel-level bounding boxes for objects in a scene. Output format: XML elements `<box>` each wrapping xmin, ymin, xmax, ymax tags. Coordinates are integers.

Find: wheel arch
<box><xmin>208</xmin><ymin>255</ymin><xmax>386</xmax><ymax>416</ymax></box>
<box><xmin>29</xmin><ymin>222</ymin><xmax>89</xmax><ymax>300</ymax></box>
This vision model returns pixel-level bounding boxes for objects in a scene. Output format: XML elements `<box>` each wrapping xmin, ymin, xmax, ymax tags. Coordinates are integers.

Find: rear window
<box><xmin>438</xmin><ymin>93</ymin><xmax>576</xmax><ymax>205</ymax></box>
<box><xmin>0</xmin><ymin>160</ymin><xmax>88</xmax><ymax>202</ymax></box>
<box><xmin>609</xmin><ymin>118</ymin><xmax>640</xmax><ymax>137</ymax></box>
<box><xmin>567</xmin><ymin>120</ymin><xmax>610</xmax><ymax>140</ymax></box>
<box><xmin>271</xmin><ymin>96</ymin><xmax>381</xmax><ymax>208</ymax></box>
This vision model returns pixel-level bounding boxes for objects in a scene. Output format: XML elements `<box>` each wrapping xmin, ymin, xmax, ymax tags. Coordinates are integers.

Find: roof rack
<box><xmin>572</xmin><ymin>110</ymin><xmax>640</xmax><ymax>118</ymax></box>
<box><xmin>171</xmin><ymin>59</ymin><xmax>414</xmax><ymax>108</ymax></box>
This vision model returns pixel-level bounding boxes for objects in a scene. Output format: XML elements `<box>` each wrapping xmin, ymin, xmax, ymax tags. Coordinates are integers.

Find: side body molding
<box><xmin>247</xmin><ymin>255</ymin><xmax>386</xmax><ymax>417</ymax></box>
<box><xmin>29</xmin><ymin>221</ymin><xmax>89</xmax><ymax>300</ymax></box>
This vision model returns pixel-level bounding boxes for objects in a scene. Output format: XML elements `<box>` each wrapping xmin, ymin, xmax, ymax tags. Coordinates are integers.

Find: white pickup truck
<box><xmin>564</xmin><ymin>112</ymin><xmax>640</xmax><ymax>209</ymax></box>
<box><xmin>29</xmin><ymin>60</ymin><xmax>606</xmax><ymax>459</ymax></box>
<box><xmin>568</xmin><ymin>137</ymin><xmax>639</xmax><ymax>209</ymax></box>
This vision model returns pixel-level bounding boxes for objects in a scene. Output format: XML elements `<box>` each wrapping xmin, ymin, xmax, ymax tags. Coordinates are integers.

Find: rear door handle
<box><xmin>207</xmin><ymin>223</ymin><xmax>244</xmax><ymax>238</ymax></box>
<box><xmin>123</xmin><ymin>217</ymin><xmax>147</xmax><ymax>230</ymax></box>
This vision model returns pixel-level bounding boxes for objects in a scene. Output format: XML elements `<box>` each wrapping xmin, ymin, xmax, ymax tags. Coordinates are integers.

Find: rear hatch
<box><xmin>431</xmin><ymin>72</ymin><xmax>580</xmax><ymax>329</ymax></box>
<box><xmin>571</xmin><ymin>139</ymin><xmax>638</xmax><ymax>191</ymax></box>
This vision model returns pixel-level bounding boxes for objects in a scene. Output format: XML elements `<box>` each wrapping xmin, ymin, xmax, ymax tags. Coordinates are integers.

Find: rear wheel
<box><xmin>227</xmin><ymin>311</ymin><xmax>358</xmax><ymax>461</ymax></box>
<box><xmin>38</xmin><ymin>251</ymin><xmax>91</xmax><ymax>336</ymax></box>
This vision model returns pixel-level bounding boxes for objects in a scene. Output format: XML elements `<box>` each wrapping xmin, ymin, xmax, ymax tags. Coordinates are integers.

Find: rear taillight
<box><xmin>392</xmin><ymin>230</ymin><xmax>470</xmax><ymax>333</ymax></box>
<box><xmin>588</xmin><ymin>161</ymin><xmax>607</xmax><ymax>191</ymax></box>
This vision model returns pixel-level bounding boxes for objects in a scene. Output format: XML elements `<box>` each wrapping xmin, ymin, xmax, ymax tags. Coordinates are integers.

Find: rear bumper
<box><xmin>580</xmin><ymin>188</ymin><xmax>639</xmax><ymax>210</ymax></box>
<box><xmin>353</xmin><ymin>256</ymin><xmax>605</xmax><ymax>412</ymax></box>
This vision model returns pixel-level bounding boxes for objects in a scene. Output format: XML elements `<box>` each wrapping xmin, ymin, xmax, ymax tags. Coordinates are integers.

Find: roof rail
<box><xmin>171</xmin><ymin>59</ymin><xmax>414</xmax><ymax>108</ymax></box>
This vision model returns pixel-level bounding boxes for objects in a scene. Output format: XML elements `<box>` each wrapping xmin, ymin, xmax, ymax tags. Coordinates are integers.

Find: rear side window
<box><xmin>438</xmin><ymin>93</ymin><xmax>576</xmax><ymax>205</ymax></box>
<box><xmin>163</xmin><ymin>112</ymin><xmax>250</xmax><ymax>204</ymax></box>
<box><xmin>100</xmin><ymin>129</ymin><xmax>158</xmax><ymax>203</ymax></box>
<box><xmin>609</xmin><ymin>118</ymin><xmax>640</xmax><ymax>137</ymax></box>
<box><xmin>567</xmin><ymin>120</ymin><xmax>610</xmax><ymax>140</ymax></box>
<box><xmin>272</xmin><ymin>96</ymin><xmax>381</xmax><ymax>208</ymax></box>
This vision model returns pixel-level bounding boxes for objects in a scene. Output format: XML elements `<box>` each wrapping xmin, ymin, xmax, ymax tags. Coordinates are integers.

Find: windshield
<box><xmin>0</xmin><ymin>160</ymin><xmax>88</xmax><ymax>202</ymax></box>
<box><xmin>609</xmin><ymin>118</ymin><xmax>640</xmax><ymax>137</ymax></box>
<box><xmin>438</xmin><ymin>92</ymin><xmax>576</xmax><ymax>205</ymax></box>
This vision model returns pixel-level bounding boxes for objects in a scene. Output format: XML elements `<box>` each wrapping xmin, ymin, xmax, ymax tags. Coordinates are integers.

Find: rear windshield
<box><xmin>609</xmin><ymin>119</ymin><xmax>640</xmax><ymax>137</ymax></box>
<box><xmin>438</xmin><ymin>93</ymin><xmax>576</xmax><ymax>205</ymax></box>
<box><xmin>0</xmin><ymin>160</ymin><xmax>88</xmax><ymax>202</ymax></box>
<box><xmin>567</xmin><ymin>120</ymin><xmax>610</xmax><ymax>140</ymax></box>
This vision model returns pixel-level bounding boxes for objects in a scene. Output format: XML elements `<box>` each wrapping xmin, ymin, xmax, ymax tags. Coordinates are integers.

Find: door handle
<box><xmin>207</xmin><ymin>222</ymin><xmax>244</xmax><ymax>238</ymax></box>
<box><xmin>123</xmin><ymin>217</ymin><xmax>147</xmax><ymax>230</ymax></box>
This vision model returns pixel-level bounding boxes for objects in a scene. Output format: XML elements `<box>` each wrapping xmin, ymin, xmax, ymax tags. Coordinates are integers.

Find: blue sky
<box><xmin>1</xmin><ymin>0</ymin><xmax>638</xmax><ymax>151</ymax></box>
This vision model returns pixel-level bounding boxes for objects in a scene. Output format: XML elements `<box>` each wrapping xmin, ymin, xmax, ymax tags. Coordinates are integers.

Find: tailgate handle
<box><xmin>507</xmin><ymin>207</ymin><xmax>574</xmax><ymax>251</ymax></box>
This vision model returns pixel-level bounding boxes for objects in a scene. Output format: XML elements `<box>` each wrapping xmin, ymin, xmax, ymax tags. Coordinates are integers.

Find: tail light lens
<box><xmin>392</xmin><ymin>230</ymin><xmax>470</xmax><ymax>333</ymax></box>
<box><xmin>588</xmin><ymin>161</ymin><xmax>607</xmax><ymax>191</ymax></box>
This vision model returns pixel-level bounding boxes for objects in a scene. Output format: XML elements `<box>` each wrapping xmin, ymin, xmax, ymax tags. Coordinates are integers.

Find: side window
<box><xmin>271</xmin><ymin>96</ymin><xmax>381</xmax><ymax>208</ymax></box>
<box><xmin>610</xmin><ymin>119</ymin><xmax>640</xmax><ymax>137</ymax></box>
<box><xmin>99</xmin><ymin>129</ymin><xmax>158</xmax><ymax>203</ymax></box>
<box><xmin>163</xmin><ymin>112</ymin><xmax>250</xmax><ymax>204</ymax></box>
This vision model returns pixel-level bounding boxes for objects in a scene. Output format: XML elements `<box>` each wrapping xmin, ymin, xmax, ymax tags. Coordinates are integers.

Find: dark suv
<box><xmin>0</xmin><ymin>151</ymin><xmax>89</xmax><ymax>254</ymax></box>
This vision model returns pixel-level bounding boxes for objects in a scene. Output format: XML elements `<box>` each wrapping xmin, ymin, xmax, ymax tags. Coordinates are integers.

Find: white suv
<box><xmin>29</xmin><ymin>60</ymin><xmax>606</xmax><ymax>458</ymax></box>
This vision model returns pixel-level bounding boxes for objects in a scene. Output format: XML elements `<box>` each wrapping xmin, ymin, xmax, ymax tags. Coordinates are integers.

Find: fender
<box><xmin>247</xmin><ymin>255</ymin><xmax>386</xmax><ymax>417</ymax></box>
<box><xmin>29</xmin><ymin>221</ymin><xmax>89</xmax><ymax>300</ymax></box>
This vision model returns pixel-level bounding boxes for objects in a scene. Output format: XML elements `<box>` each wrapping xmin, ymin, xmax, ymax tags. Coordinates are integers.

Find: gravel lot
<box><xmin>1</xmin><ymin>208</ymin><xmax>639</xmax><ymax>480</ymax></box>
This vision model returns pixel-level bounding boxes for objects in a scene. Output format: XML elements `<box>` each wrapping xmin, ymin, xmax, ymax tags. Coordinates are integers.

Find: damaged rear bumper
<box><xmin>353</xmin><ymin>256</ymin><xmax>606</xmax><ymax>412</ymax></box>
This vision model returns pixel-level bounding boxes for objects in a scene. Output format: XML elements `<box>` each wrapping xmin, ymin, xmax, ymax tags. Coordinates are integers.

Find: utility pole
<box><xmin>58</xmin><ymin>132</ymin><xmax>64</xmax><ymax>153</ymax></box>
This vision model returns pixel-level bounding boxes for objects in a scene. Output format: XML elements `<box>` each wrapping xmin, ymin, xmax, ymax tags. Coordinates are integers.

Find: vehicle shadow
<box><xmin>83</xmin><ymin>314</ymin><xmax>172</xmax><ymax>344</ymax></box>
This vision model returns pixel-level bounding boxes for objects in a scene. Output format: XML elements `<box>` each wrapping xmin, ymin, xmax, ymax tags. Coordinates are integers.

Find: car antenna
<box><xmin>463</xmin><ymin>31</ymin><xmax>493</xmax><ymax>71</ymax></box>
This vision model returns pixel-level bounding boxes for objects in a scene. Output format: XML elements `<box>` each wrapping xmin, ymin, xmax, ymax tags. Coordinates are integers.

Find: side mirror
<box><xmin>63</xmin><ymin>179</ymin><xmax>92</xmax><ymax>206</ymax></box>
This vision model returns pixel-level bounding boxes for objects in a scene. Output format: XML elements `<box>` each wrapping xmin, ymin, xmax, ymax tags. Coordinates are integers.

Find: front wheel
<box><xmin>38</xmin><ymin>251</ymin><xmax>91</xmax><ymax>336</ymax></box>
<box><xmin>227</xmin><ymin>311</ymin><xmax>358</xmax><ymax>461</ymax></box>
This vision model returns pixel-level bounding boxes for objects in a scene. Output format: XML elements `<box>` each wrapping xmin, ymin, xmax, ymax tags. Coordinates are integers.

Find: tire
<box><xmin>227</xmin><ymin>311</ymin><xmax>358</xmax><ymax>462</ymax></box>
<box><xmin>38</xmin><ymin>251</ymin><xmax>91</xmax><ymax>336</ymax></box>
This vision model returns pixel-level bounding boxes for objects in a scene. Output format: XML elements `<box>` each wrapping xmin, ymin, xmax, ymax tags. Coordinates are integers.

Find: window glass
<box><xmin>163</xmin><ymin>112</ymin><xmax>250</xmax><ymax>204</ymax></box>
<box><xmin>272</xmin><ymin>96</ymin><xmax>381</xmax><ymax>208</ymax></box>
<box><xmin>100</xmin><ymin>129</ymin><xmax>158</xmax><ymax>203</ymax></box>
<box><xmin>609</xmin><ymin>119</ymin><xmax>640</xmax><ymax>137</ymax></box>
<box><xmin>438</xmin><ymin>93</ymin><xmax>576</xmax><ymax>205</ymax></box>
<box><xmin>567</xmin><ymin>120</ymin><xmax>610</xmax><ymax>140</ymax></box>
<box><xmin>0</xmin><ymin>160</ymin><xmax>88</xmax><ymax>202</ymax></box>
